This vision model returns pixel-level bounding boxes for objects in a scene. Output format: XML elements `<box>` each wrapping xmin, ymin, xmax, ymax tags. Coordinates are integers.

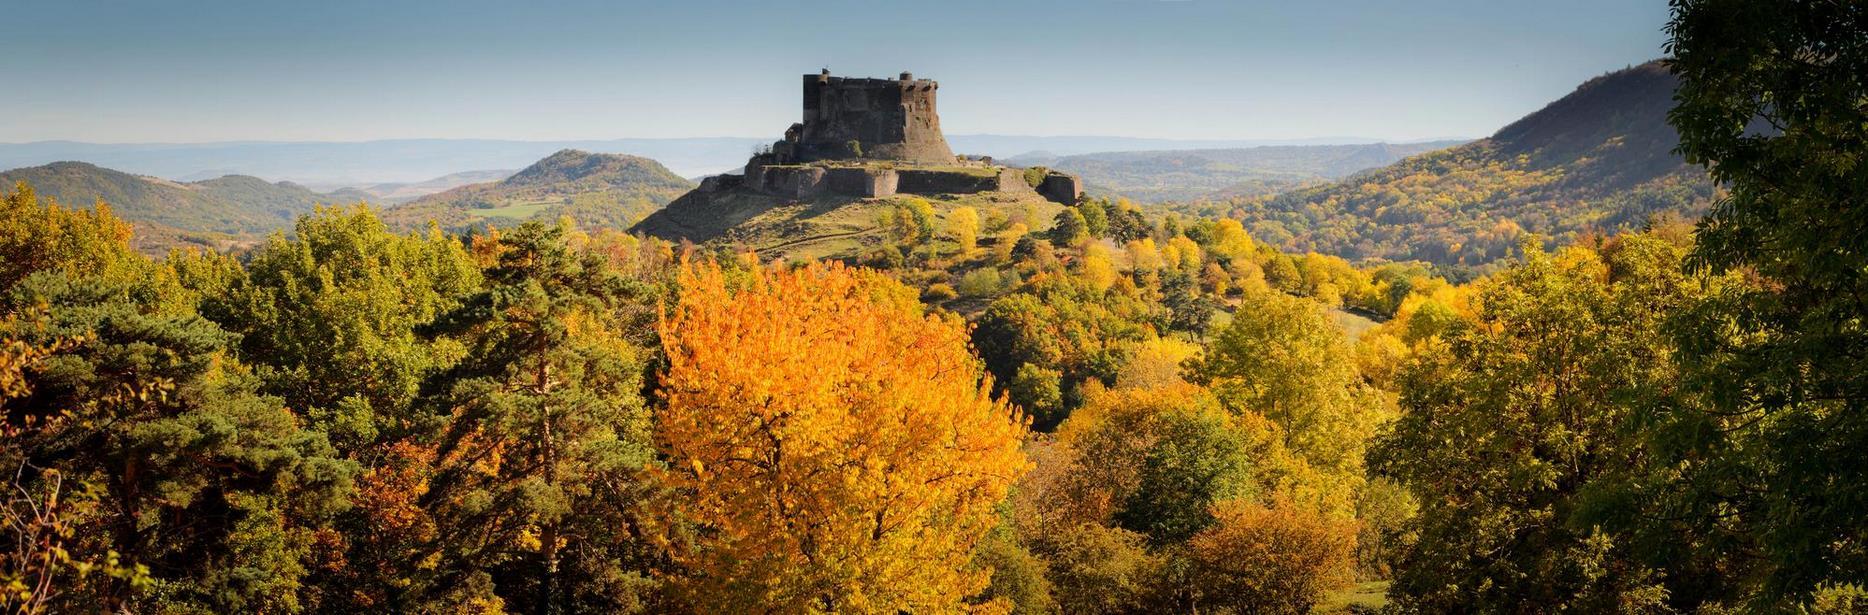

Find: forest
<box><xmin>3</xmin><ymin>2</ymin><xmax>1866</xmax><ymax>613</ymax></box>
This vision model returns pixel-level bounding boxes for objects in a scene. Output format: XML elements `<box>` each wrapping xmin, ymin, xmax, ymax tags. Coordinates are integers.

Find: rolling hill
<box><xmin>0</xmin><ymin>161</ymin><xmax>358</xmax><ymax>252</ymax></box>
<box><xmin>1009</xmin><ymin>141</ymin><xmax>1464</xmax><ymax>202</ymax></box>
<box><xmin>1213</xmin><ymin>61</ymin><xmax>1715</xmax><ymax>271</ymax></box>
<box><xmin>382</xmin><ymin>149</ymin><xmax>694</xmax><ymax>231</ymax></box>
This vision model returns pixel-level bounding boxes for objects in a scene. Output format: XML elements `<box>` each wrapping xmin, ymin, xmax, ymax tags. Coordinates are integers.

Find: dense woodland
<box><xmin>4</xmin><ymin>2</ymin><xmax>1867</xmax><ymax>613</ymax></box>
<box><xmin>1170</xmin><ymin>61</ymin><xmax>1719</xmax><ymax>276</ymax></box>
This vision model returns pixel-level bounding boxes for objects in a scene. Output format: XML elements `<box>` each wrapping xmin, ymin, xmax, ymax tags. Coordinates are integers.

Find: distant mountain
<box><xmin>0</xmin><ymin>139</ymin><xmax>768</xmax><ymax>186</ymax></box>
<box><xmin>1216</xmin><ymin>61</ymin><xmax>1714</xmax><ymax>270</ymax></box>
<box><xmin>0</xmin><ymin>161</ymin><xmax>352</xmax><ymax>251</ymax></box>
<box><xmin>0</xmin><ymin>136</ymin><xmax>1459</xmax><ymax>189</ymax></box>
<box><xmin>1007</xmin><ymin>141</ymin><xmax>1465</xmax><ymax>202</ymax></box>
<box><xmin>383</xmin><ymin>149</ymin><xmax>694</xmax><ymax>231</ymax></box>
<box><xmin>345</xmin><ymin>169</ymin><xmax>516</xmax><ymax>204</ymax></box>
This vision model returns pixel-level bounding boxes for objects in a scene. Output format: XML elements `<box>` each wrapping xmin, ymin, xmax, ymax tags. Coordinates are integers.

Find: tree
<box><xmin>1193</xmin><ymin>290</ymin><xmax>1378</xmax><ymax>502</ymax></box>
<box><xmin>391</xmin><ymin>221</ymin><xmax>660</xmax><ymax>613</ymax></box>
<box><xmin>1659</xmin><ymin>0</ymin><xmax>1868</xmax><ymax>603</ymax></box>
<box><xmin>0</xmin><ymin>183</ymin><xmax>140</xmax><ymax>296</ymax></box>
<box><xmin>1369</xmin><ymin>238</ymin><xmax>1707</xmax><ymax>611</ymax></box>
<box><xmin>949</xmin><ymin>207</ymin><xmax>981</xmax><ymax>256</ymax></box>
<box><xmin>1051</xmin><ymin>385</ymin><xmax>1284</xmax><ymax>546</ymax></box>
<box><xmin>1182</xmin><ymin>499</ymin><xmax>1355</xmax><ymax>615</ymax></box>
<box><xmin>1040</xmin><ymin>523</ymin><xmax>1161</xmax><ymax>615</ymax></box>
<box><xmin>0</xmin><ymin>186</ymin><xmax>354</xmax><ymax>612</ymax></box>
<box><xmin>653</xmin><ymin>261</ymin><xmax>1030</xmax><ymax>613</ymax></box>
<box><xmin>200</xmin><ymin>205</ymin><xmax>481</xmax><ymax>454</ymax></box>
<box><xmin>1079</xmin><ymin>199</ymin><xmax>1109</xmax><ymax>238</ymax></box>
<box><xmin>1049</xmin><ymin>209</ymin><xmax>1088</xmax><ymax>247</ymax></box>
<box><xmin>884</xmin><ymin>197</ymin><xmax>936</xmax><ymax>246</ymax></box>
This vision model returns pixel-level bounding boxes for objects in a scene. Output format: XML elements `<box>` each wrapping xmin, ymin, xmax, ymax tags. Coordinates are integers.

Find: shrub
<box><xmin>1184</xmin><ymin>500</ymin><xmax>1356</xmax><ymax>615</ymax></box>
<box><xmin>922</xmin><ymin>283</ymin><xmax>958</xmax><ymax>303</ymax></box>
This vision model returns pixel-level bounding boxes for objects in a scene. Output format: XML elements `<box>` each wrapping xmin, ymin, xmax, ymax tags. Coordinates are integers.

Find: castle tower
<box><xmin>795</xmin><ymin>71</ymin><xmax>955</xmax><ymax>164</ymax></box>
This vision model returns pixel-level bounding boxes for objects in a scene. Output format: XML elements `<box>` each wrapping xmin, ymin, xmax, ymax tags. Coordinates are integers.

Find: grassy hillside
<box><xmin>633</xmin><ymin>186</ymin><xmax>1065</xmax><ymax>263</ymax></box>
<box><xmin>384</xmin><ymin>149</ymin><xmax>692</xmax><ymax>231</ymax></box>
<box><xmin>1205</xmin><ymin>61</ymin><xmax>1714</xmax><ymax>271</ymax></box>
<box><xmin>1009</xmin><ymin>141</ymin><xmax>1463</xmax><ymax>202</ymax></box>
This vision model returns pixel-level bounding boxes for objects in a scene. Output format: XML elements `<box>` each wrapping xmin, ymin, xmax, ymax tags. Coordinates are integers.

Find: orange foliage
<box><xmin>652</xmin><ymin>261</ymin><xmax>1031</xmax><ymax>614</ymax></box>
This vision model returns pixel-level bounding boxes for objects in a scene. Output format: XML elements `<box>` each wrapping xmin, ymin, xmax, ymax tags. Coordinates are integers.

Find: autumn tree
<box><xmin>1181</xmin><ymin>500</ymin><xmax>1355</xmax><ymax>615</ymax></box>
<box><xmin>949</xmin><ymin>206</ymin><xmax>981</xmax><ymax>256</ymax></box>
<box><xmin>1370</xmin><ymin>237</ymin><xmax>1712</xmax><ymax>611</ymax></box>
<box><xmin>1192</xmin><ymin>289</ymin><xmax>1380</xmax><ymax>510</ymax></box>
<box><xmin>653</xmin><ymin>261</ymin><xmax>1030</xmax><ymax>613</ymax></box>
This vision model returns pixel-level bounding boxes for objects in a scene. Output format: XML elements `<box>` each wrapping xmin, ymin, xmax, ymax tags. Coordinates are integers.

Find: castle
<box><xmin>692</xmin><ymin>70</ymin><xmax>1082</xmax><ymax>205</ymax></box>
<box><xmin>788</xmin><ymin>70</ymin><xmax>955</xmax><ymax>164</ymax></box>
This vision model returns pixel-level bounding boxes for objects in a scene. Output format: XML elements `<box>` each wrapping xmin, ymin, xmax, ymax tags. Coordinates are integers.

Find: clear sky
<box><xmin>0</xmin><ymin>0</ymin><xmax>1673</xmax><ymax>143</ymax></box>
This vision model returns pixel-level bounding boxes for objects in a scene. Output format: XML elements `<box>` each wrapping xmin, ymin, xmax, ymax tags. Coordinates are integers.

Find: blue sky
<box><xmin>0</xmin><ymin>0</ymin><xmax>1672</xmax><ymax>143</ymax></box>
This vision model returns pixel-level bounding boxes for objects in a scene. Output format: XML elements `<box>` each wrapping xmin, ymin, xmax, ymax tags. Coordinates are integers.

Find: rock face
<box><xmin>789</xmin><ymin>71</ymin><xmax>955</xmax><ymax>164</ymax></box>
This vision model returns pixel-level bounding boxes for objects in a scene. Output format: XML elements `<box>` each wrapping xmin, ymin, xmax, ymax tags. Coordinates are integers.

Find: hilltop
<box><xmin>382</xmin><ymin>149</ymin><xmax>693</xmax><ymax>231</ymax></box>
<box><xmin>1009</xmin><ymin>141</ymin><xmax>1465</xmax><ymax>203</ymax></box>
<box><xmin>0</xmin><ymin>161</ymin><xmax>353</xmax><ymax>252</ymax></box>
<box><xmin>1211</xmin><ymin>61</ymin><xmax>1714</xmax><ymax>270</ymax></box>
<box><xmin>631</xmin><ymin>72</ymin><xmax>1081</xmax><ymax>261</ymax></box>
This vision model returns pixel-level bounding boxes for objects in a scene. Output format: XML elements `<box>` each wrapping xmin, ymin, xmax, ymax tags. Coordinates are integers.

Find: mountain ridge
<box><xmin>1211</xmin><ymin>60</ymin><xmax>1713</xmax><ymax>271</ymax></box>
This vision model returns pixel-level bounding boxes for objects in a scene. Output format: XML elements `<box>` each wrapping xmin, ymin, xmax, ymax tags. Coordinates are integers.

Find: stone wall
<box><xmin>825</xmin><ymin>167</ymin><xmax>898</xmax><ymax>198</ymax></box>
<box><xmin>757</xmin><ymin>166</ymin><xmax>828</xmax><ymax>199</ymax></box>
<box><xmin>1037</xmin><ymin>172</ymin><xmax>1083</xmax><ymax>205</ymax></box>
<box><xmin>896</xmin><ymin>169</ymin><xmax>1001</xmax><ymax>195</ymax></box>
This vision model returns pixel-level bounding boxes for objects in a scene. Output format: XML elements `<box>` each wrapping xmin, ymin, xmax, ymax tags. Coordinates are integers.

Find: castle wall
<box><xmin>759</xmin><ymin>166</ymin><xmax>827</xmax><ymax>199</ymax></box>
<box><xmin>825</xmin><ymin>167</ymin><xmax>898</xmax><ymax>198</ymax></box>
<box><xmin>1037</xmin><ymin>172</ymin><xmax>1083</xmax><ymax>205</ymax></box>
<box><xmin>896</xmin><ymin>169</ymin><xmax>1000</xmax><ymax>195</ymax></box>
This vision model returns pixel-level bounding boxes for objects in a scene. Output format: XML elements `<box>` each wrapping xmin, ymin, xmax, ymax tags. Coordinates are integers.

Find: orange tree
<box><xmin>652</xmin><ymin>261</ymin><xmax>1030</xmax><ymax>614</ymax></box>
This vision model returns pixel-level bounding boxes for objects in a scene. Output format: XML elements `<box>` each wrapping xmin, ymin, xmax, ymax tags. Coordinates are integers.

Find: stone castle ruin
<box><xmin>789</xmin><ymin>71</ymin><xmax>955</xmax><ymax>163</ymax></box>
<box><xmin>693</xmin><ymin>70</ymin><xmax>1082</xmax><ymax>205</ymax></box>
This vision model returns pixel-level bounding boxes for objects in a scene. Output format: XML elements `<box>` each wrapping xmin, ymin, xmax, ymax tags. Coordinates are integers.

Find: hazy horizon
<box><xmin>1</xmin><ymin>0</ymin><xmax>1670</xmax><ymax>144</ymax></box>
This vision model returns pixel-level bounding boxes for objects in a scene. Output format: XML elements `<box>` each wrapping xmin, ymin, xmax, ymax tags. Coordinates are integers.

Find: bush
<box><xmin>1023</xmin><ymin>166</ymin><xmax>1050</xmax><ymax>189</ymax></box>
<box><xmin>958</xmin><ymin>269</ymin><xmax>1011</xmax><ymax>298</ymax></box>
<box><xmin>1042</xmin><ymin>524</ymin><xmax>1163</xmax><ymax>615</ymax></box>
<box><xmin>922</xmin><ymin>283</ymin><xmax>958</xmax><ymax>303</ymax></box>
<box><xmin>1184</xmin><ymin>500</ymin><xmax>1356</xmax><ymax>615</ymax></box>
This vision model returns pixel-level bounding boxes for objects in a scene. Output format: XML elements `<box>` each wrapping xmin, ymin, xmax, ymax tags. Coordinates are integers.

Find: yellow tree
<box><xmin>653</xmin><ymin>261</ymin><xmax>1031</xmax><ymax>614</ymax></box>
<box><xmin>948</xmin><ymin>207</ymin><xmax>980</xmax><ymax>256</ymax></box>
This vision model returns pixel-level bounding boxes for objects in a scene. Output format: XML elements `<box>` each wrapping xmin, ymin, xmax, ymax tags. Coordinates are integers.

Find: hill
<box><xmin>0</xmin><ymin>161</ymin><xmax>353</xmax><ymax>251</ymax></box>
<box><xmin>1210</xmin><ymin>61</ymin><xmax>1714</xmax><ymax>270</ymax></box>
<box><xmin>1010</xmin><ymin>141</ymin><xmax>1463</xmax><ymax>202</ymax></box>
<box><xmin>633</xmin><ymin>183</ymin><xmax>1066</xmax><ymax>263</ymax></box>
<box><xmin>383</xmin><ymin>150</ymin><xmax>694</xmax><ymax>231</ymax></box>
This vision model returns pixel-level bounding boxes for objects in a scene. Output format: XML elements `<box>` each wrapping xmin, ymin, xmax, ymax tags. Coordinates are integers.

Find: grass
<box><xmin>707</xmin><ymin>191</ymin><xmax>1065</xmax><ymax>263</ymax></box>
<box><xmin>1329</xmin><ymin>308</ymin><xmax>1381</xmax><ymax>341</ymax></box>
<box><xmin>468</xmin><ymin>201</ymin><xmax>554</xmax><ymax>219</ymax></box>
<box><xmin>1313</xmin><ymin>580</ymin><xmax>1390</xmax><ymax>614</ymax></box>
